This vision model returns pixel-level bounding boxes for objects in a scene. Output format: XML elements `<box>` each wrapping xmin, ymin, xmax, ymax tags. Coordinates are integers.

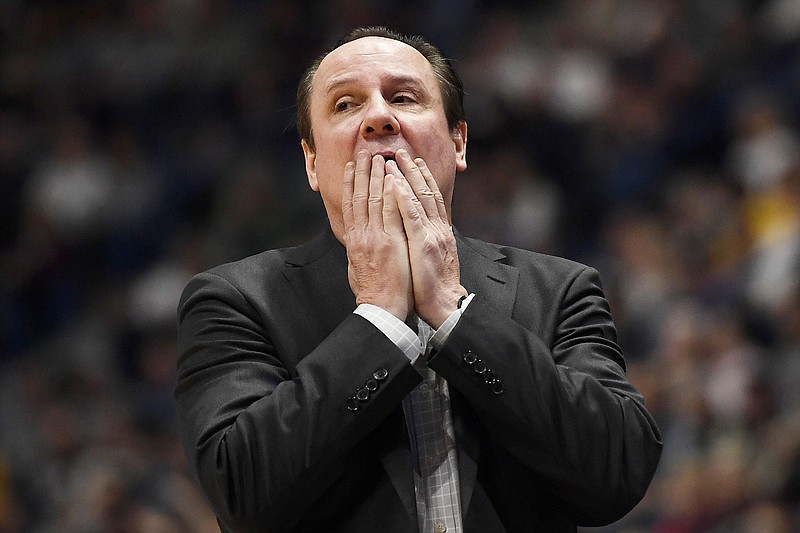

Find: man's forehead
<box><xmin>314</xmin><ymin>36</ymin><xmax>433</xmax><ymax>90</ymax></box>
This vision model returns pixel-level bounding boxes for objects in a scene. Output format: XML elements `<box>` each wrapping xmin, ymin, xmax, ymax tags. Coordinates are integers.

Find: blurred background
<box><xmin>1</xmin><ymin>0</ymin><xmax>799</xmax><ymax>531</ymax></box>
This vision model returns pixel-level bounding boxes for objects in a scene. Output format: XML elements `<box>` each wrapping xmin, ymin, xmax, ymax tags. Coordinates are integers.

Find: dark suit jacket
<box><xmin>175</xmin><ymin>229</ymin><xmax>662</xmax><ymax>533</ymax></box>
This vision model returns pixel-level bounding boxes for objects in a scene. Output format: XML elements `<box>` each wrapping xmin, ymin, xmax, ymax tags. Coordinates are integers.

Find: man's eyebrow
<box><xmin>322</xmin><ymin>73</ymin><xmax>427</xmax><ymax>96</ymax></box>
<box><xmin>322</xmin><ymin>76</ymin><xmax>357</xmax><ymax>96</ymax></box>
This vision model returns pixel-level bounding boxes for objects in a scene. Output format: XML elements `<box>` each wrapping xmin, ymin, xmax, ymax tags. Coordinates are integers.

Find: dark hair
<box><xmin>296</xmin><ymin>26</ymin><xmax>466</xmax><ymax>150</ymax></box>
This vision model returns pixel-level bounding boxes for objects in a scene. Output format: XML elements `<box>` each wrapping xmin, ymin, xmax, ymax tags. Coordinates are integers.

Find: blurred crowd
<box><xmin>1</xmin><ymin>1</ymin><xmax>799</xmax><ymax>531</ymax></box>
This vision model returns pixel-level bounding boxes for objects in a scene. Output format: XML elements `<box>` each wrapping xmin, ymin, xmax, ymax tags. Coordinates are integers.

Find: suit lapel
<box><xmin>281</xmin><ymin>230</ymin><xmax>418</xmax><ymax>521</ymax></box>
<box><xmin>457</xmin><ymin>234</ymin><xmax>519</xmax><ymax>318</ymax></box>
<box><xmin>280</xmin><ymin>230</ymin><xmax>355</xmax><ymax>354</ymax></box>
<box><xmin>454</xmin><ymin>234</ymin><xmax>519</xmax><ymax>516</ymax></box>
<box><xmin>377</xmin><ymin>409</ymin><xmax>418</xmax><ymax>521</ymax></box>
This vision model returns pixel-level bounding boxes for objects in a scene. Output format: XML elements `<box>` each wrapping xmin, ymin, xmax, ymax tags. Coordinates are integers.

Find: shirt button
<box><xmin>435</xmin><ymin>521</ymin><xmax>447</xmax><ymax>533</ymax></box>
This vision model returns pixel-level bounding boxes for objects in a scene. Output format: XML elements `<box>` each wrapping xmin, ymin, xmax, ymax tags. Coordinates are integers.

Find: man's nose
<box><xmin>361</xmin><ymin>99</ymin><xmax>400</xmax><ymax>137</ymax></box>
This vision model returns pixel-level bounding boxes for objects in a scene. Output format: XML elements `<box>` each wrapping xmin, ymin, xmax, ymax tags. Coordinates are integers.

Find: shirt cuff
<box><xmin>429</xmin><ymin>293</ymin><xmax>475</xmax><ymax>352</ymax></box>
<box><xmin>353</xmin><ymin>304</ymin><xmax>422</xmax><ymax>364</ymax></box>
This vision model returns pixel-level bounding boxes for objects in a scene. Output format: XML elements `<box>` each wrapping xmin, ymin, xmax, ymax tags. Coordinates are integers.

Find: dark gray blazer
<box><xmin>175</xmin><ymin>229</ymin><xmax>662</xmax><ymax>533</ymax></box>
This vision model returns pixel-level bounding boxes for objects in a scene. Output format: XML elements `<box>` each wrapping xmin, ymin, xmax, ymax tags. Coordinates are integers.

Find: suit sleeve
<box><xmin>427</xmin><ymin>265</ymin><xmax>662</xmax><ymax>526</ymax></box>
<box><xmin>174</xmin><ymin>271</ymin><xmax>421</xmax><ymax>533</ymax></box>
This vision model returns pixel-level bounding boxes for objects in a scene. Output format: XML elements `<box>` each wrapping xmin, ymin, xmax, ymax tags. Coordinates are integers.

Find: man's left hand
<box><xmin>389</xmin><ymin>149</ymin><xmax>468</xmax><ymax>329</ymax></box>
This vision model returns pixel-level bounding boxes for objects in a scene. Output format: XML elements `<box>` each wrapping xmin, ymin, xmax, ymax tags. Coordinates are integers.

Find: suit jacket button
<box><xmin>483</xmin><ymin>369</ymin><xmax>495</xmax><ymax>383</ymax></box>
<box><xmin>365</xmin><ymin>378</ymin><xmax>378</xmax><ymax>391</ymax></box>
<box><xmin>355</xmin><ymin>388</ymin><xmax>370</xmax><ymax>401</ymax></box>
<box><xmin>346</xmin><ymin>397</ymin><xmax>360</xmax><ymax>412</ymax></box>
<box><xmin>473</xmin><ymin>359</ymin><xmax>487</xmax><ymax>374</ymax></box>
<box><xmin>491</xmin><ymin>379</ymin><xmax>504</xmax><ymax>395</ymax></box>
<box><xmin>462</xmin><ymin>350</ymin><xmax>477</xmax><ymax>365</ymax></box>
<box><xmin>373</xmin><ymin>368</ymin><xmax>388</xmax><ymax>381</ymax></box>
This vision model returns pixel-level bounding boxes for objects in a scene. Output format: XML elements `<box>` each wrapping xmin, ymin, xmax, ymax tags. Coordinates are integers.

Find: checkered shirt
<box><xmin>355</xmin><ymin>295</ymin><xmax>474</xmax><ymax>533</ymax></box>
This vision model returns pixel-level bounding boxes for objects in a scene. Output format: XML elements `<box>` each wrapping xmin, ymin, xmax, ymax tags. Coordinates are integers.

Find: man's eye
<box><xmin>335</xmin><ymin>101</ymin><xmax>353</xmax><ymax>112</ymax></box>
<box><xmin>393</xmin><ymin>95</ymin><xmax>414</xmax><ymax>104</ymax></box>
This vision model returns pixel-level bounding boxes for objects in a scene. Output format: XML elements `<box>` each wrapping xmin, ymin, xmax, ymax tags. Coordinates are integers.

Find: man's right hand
<box><xmin>342</xmin><ymin>150</ymin><xmax>414</xmax><ymax>320</ymax></box>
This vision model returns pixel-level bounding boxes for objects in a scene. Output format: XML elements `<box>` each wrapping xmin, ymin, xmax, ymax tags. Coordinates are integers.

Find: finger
<box><xmin>368</xmin><ymin>154</ymin><xmax>385</xmax><ymax>229</ymax></box>
<box><xmin>415</xmin><ymin>157</ymin><xmax>448</xmax><ymax>222</ymax></box>
<box><xmin>382</xmin><ymin>174</ymin><xmax>404</xmax><ymax>233</ymax></box>
<box><xmin>391</xmin><ymin>173</ymin><xmax>426</xmax><ymax>240</ymax></box>
<box><xmin>351</xmin><ymin>150</ymin><xmax>372</xmax><ymax>226</ymax></box>
<box><xmin>341</xmin><ymin>161</ymin><xmax>356</xmax><ymax>233</ymax></box>
<box><xmin>395</xmin><ymin>149</ymin><xmax>439</xmax><ymax>219</ymax></box>
<box><xmin>387</xmin><ymin>158</ymin><xmax>429</xmax><ymax>228</ymax></box>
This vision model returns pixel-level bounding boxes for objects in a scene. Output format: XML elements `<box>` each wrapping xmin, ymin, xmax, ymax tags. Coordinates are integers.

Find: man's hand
<box><xmin>342</xmin><ymin>150</ymin><xmax>414</xmax><ymax>320</ymax></box>
<box><xmin>389</xmin><ymin>149</ymin><xmax>468</xmax><ymax>329</ymax></box>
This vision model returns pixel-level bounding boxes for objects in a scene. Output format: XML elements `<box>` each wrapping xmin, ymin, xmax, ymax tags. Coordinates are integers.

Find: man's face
<box><xmin>302</xmin><ymin>36</ymin><xmax>467</xmax><ymax>241</ymax></box>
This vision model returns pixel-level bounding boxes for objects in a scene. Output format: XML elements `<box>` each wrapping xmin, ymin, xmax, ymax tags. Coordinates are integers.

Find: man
<box><xmin>175</xmin><ymin>27</ymin><xmax>662</xmax><ymax>533</ymax></box>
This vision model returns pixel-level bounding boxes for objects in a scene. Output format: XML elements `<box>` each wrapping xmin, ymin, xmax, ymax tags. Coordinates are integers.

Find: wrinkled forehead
<box><xmin>312</xmin><ymin>36</ymin><xmax>437</xmax><ymax>98</ymax></box>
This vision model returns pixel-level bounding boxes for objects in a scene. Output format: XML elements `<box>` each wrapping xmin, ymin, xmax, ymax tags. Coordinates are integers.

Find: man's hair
<box><xmin>296</xmin><ymin>26</ymin><xmax>466</xmax><ymax>151</ymax></box>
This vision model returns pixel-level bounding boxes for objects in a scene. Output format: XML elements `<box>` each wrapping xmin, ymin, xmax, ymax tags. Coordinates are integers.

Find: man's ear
<box><xmin>301</xmin><ymin>139</ymin><xmax>319</xmax><ymax>191</ymax></box>
<box><xmin>453</xmin><ymin>121</ymin><xmax>468</xmax><ymax>172</ymax></box>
